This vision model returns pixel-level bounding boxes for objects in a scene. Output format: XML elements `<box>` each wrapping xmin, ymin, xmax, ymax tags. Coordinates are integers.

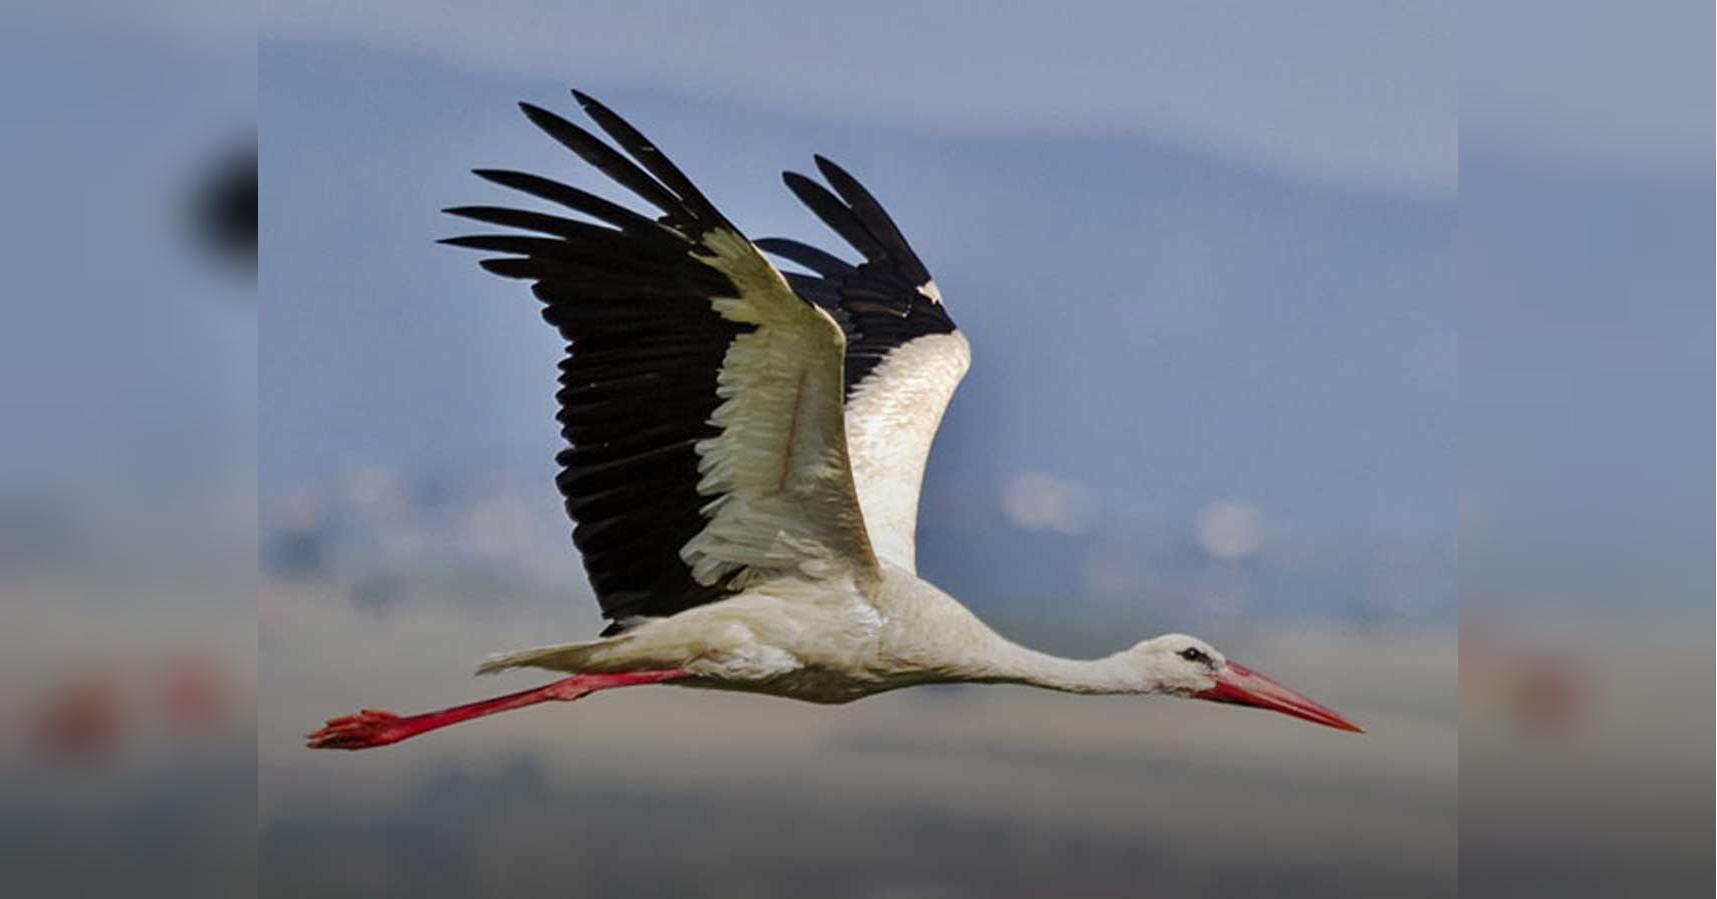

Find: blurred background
<box><xmin>0</xmin><ymin>2</ymin><xmax>1707</xmax><ymax>898</ymax></box>
<box><xmin>1</xmin><ymin>4</ymin><xmax>256</xmax><ymax>899</ymax></box>
<box><xmin>1461</xmin><ymin>3</ymin><xmax>1711</xmax><ymax>896</ymax></box>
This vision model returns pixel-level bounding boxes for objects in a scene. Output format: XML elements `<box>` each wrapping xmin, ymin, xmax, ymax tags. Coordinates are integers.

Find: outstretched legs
<box><xmin>306</xmin><ymin>669</ymin><xmax>688</xmax><ymax>750</ymax></box>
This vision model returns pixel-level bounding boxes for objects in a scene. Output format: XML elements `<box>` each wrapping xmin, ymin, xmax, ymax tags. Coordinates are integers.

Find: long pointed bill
<box><xmin>1195</xmin><ymin>662</ymin><xmax>1364</xmax><ymax>732</ymax></box>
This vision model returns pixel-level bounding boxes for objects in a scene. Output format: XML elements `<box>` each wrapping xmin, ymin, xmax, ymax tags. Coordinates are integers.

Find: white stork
<box><xmin>308</xmin><ymin>92</ymin><xmax>1360</xmax><ymax>750</ymax></box>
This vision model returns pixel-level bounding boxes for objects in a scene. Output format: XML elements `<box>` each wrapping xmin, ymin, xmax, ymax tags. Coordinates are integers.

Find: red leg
<box><xmin>306</xmin><ymin>669</ymin><xmax>687</xmax><ymax>750</ymax></box>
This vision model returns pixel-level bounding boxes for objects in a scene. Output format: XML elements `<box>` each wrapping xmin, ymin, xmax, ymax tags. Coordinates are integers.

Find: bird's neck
<box><xmin>894</xmin><ymin>579</ymin><xmax>1151</xmax><ymax>694</ymax></box>
<box><xmin>968</xmin><ymin>640</ymin><xmax>1146</xmax><ymax>695</ymax></box>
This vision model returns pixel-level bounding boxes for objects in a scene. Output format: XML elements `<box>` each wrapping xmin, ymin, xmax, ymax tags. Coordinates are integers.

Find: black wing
<box><xmin>444</xmin><ymin>94</ymin><xmax>876</xmax><ymax>634</ymax></box>
<box><xmin>756</xmin><ymin>156</ymin><xmax>957</xmax><ymax>396</ymax></box>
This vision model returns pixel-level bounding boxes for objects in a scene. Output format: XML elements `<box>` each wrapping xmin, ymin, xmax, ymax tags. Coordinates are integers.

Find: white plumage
<box><xmin>308</xmin><ymin>92</ymin><xmax>1359</xmax><ymax>750</ymax></box>
<box><xmin>843</xmin><ymin>331</ymin><xmax>971</xmax><ymax>571</ymax></box>
<box><xmin>676</xmin><ymin>228</ymin><xmax>875</xmax><ymax>592</ymax></box>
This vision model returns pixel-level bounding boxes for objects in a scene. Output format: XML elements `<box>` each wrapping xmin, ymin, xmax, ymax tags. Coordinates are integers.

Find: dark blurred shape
<box><xmin>191</xmin><ymin>140</ymin><xmax>256</xmax><ymax>274</ymax></box>
<box><xmin>34</xmin><ymin>670</ymin><xmax>123</xmax><ymax>765</ymax></box>
<box><xmin>263</xmin><ymin>526</ymin><xmax>328</xmax><ymax>579</ymax></box>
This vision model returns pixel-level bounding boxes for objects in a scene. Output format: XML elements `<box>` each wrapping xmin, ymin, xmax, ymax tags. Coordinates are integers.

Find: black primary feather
<box><xmin>445</xmin><ymin>94</ymin><xmax>761</xmax><ymax>634</ymax></box>
<box><xmin>763</xmin><ymin>159</ymin><xmax>955</xmax><ymax>393</ymax></box>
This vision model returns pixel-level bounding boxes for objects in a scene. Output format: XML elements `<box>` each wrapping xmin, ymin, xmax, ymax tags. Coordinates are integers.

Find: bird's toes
<box><xmin>305</xmin><ymin>709</ymin><xmax>405</xmax><ymax>750</ymax></box>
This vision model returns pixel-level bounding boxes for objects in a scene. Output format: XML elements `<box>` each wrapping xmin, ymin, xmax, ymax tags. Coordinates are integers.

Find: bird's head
<box><xmin>1124</xmin><ymin>634</ymin><xmax>1363</xmax><ymax>732</ymax></box>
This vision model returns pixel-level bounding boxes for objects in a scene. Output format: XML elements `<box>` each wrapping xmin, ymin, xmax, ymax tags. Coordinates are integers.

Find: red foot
<box><xmin>306</xmin><ymin>709</ymin><xmax>411</xmax><ymax>750</ymax></box>
<box><xmin>306</xmin><ymin>669</ymin><xmax>689</xmax><ymax>751</ymax></box>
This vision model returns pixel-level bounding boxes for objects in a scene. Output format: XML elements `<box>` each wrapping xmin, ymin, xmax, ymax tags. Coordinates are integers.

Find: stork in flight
<box><xmin>307</xmin><ymin>92</ymin><xmax>1361</xmax><ymax>750</ymax></box>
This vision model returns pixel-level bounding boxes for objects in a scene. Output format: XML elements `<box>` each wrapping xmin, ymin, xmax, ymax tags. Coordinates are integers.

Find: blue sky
<box><xmin>259</xmin><ymin>35</ymin><xmax>1456</xmax><ymax>536</ymax></box>
<box><xmin>252</xmin><ymin>7</ymin><xmax>1465</xmax><ymax>624</ymax></box>
<box><xmin>9</xmin><ymin>2</ymin><xmax>1704</xmax><ymax>618</ymax></box>
<box><xmin>265</xmin><ymin>0</ymin><xmax>1456</xmax><ymax>195</ymax></box>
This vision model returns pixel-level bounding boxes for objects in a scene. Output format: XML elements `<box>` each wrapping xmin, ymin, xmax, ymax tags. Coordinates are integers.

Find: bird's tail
<box><xmin>475</xmin><ymin>635</ymin><xmax>635</xmax><ymax>676</ymax></box>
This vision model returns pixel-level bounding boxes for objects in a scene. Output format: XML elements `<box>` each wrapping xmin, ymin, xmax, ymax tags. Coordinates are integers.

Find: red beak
<box><xmin>1195</xmin><ymin>662</ymin><xmax>1364</xmax><ymax>732</ymax></box>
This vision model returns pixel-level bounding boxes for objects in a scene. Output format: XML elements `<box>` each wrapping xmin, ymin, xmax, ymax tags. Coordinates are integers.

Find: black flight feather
<box><xmin>446</xmin><ymin>93</ymin><xmax>768</xmax><ymax>634</ymax></box>
<box><xmin>764</xmin><ymin>159</ymin><xmax>956</xmax><ymax>393</ymax></box>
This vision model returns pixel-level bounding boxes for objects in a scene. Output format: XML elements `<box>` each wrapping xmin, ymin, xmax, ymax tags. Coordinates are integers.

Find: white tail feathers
<box><xmin>475</xmin><ymin>636</ymin><xmax>630</xmax><ymax>675</ymax></box>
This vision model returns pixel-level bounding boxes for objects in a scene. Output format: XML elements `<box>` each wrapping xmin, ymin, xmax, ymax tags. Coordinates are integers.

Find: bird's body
<box><xmin>308</xmin><ymin>91</ymin><xmax>1360</xmax><ymax>750</ymax></box>
<box><xmin>496</xmin><ymin>564</ymin><xmax>969</xmax><ymax>704</ymax></box>
<box><xmin>478</xmin><ymin>561</ymin><xmax>1130</xmax><ymax>705</ymax></box>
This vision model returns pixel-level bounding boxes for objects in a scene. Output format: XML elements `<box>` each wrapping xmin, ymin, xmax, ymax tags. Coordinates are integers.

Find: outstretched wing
<box><xmin>757</xmin><ymin>158</ymin><xmax>969</xmax><ymax>572</ymax></box>
<box><xmin>444</xmin><ymin>93</ymin><xmax>879</xmax><ymax>634</ymax></box>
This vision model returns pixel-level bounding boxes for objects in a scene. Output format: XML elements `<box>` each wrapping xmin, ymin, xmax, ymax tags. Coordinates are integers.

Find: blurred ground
<box><xmin>1459</xmin><ymin>621</ymin><xmax>1712</xmax><ymax>897</ymax></box>
<box><xmin>259</xmin><ymin>578</ymin><xmax>1454</xmax><ymax>899</ymax></box>
<box><xmin>0</xmin><ymin>582</ymin><xmax>255</xmax><ymax>899</ymax></box>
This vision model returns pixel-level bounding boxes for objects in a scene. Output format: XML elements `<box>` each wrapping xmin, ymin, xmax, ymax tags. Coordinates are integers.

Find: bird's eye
<box><xmin>1178</xmin><ymin>648</ymin><xmax>1208</xmax><ymax>664</ymax></box>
